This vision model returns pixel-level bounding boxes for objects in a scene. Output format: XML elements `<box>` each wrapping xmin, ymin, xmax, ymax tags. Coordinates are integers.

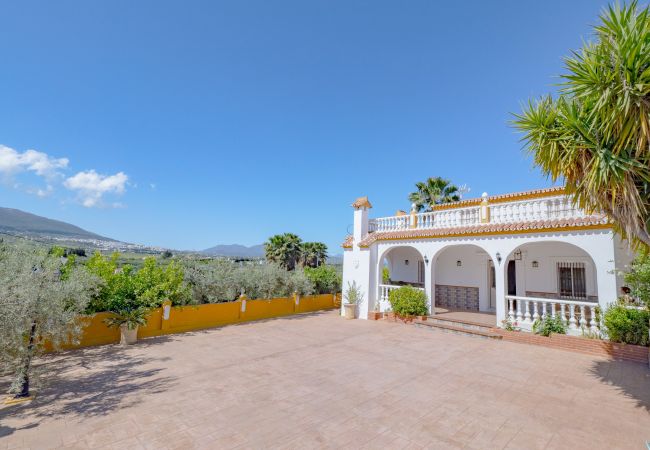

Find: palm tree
<box><xmin>408</xmin><ymin>177</ymin><xmax>461</xmax><ymax>212</ymax></box>
<box><xmin>513</xmin><ymin>2</ymin><xmax>650</xmax><ymax>248</ymax></box>
<box><xmin>301</xmin><ymin>242</ymin><xmax>328</xmax><ymax>268</ymax></box>
<box><xmin>264</xmin><ymin>233</ymin><xmax>303</xmax><ymax>270</ymax></box>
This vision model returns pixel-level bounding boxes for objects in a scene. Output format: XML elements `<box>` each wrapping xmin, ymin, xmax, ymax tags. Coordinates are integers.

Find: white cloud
<box><xmin>64</xmin><ymin>170</ymin><xmax>128</xmax><ymax>208</ymax></box>
<box><xmin>0</xmin><ymin>145</ymin><xmax>68</xmax><ymax>178</ymax></box>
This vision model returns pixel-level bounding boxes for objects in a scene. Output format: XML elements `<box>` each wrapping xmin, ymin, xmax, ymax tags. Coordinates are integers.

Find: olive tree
<box><xmin>0</xmin><ymin>244</ymin><xmax>98</xmax><ymax>398</ymax></box>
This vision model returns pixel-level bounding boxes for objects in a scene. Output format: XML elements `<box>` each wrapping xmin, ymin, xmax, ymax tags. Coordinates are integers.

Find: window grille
<box><xmin>556</xmin><ymin>262</ymin><xmax>586</xmax><ymax>299</ymax></box>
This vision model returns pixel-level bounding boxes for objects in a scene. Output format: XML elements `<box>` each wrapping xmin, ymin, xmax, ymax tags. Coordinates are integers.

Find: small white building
<box><xmin>341</xmin><ymin>187</ymin><xmax>635</xmax><ymax>333</ymax></box>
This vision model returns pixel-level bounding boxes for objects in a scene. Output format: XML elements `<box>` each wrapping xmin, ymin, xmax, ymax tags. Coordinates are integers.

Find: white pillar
<box><xmin>494</xmin><ymin>255</ymin><xmax>507</xmax><ymax>327</ymax></box>
<box><xmin>425</xmin><ymin>258</ymin><xmax>434</xmax><ymax>315</ymax></box>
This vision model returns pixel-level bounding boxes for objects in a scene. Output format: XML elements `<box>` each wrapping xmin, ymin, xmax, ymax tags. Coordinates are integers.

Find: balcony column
<box><xmin>494</xmin><ymin>252</ymin><xmax>507</xmax><ymax>326</ymax></box>
<box><xmin>424</xmin><ymin>254</ymin><xmax>434</xmax><ymax>315</ymax></box>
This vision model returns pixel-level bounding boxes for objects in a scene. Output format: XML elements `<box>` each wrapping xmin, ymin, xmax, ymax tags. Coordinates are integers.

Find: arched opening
<box><xmin>432</xmin><ymin>244</ymin><xmax>496</xmax><ymax>325</ymax></box>
<box><xmin>503</xmin><ymin>241</ymin><xmax>600</xmax><ymax>333</ymax></box>
<box><xmin>504</xmin><ymin>241</ymin><xmax>598</xmax><ymax>301</ymax></box>
<box><xmin>376</xmin><ymin>246</ymin><xmax>425</xmax><ymax>312</ymax></box>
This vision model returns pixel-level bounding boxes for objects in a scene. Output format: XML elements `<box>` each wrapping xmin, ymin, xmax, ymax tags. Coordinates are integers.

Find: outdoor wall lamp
<box><xmin>456</xmin><ymin>260</ymin><xmax>462</xmax><ymax>267</ymax></box>
<box><xmin>496</xmin><ymin>252</ymin><xmax>502</xmax><ymax>265</ymax></box>
<box><xmin>514</xmin><ymin>249</ymin><xmax>522</xmax><ymax>261</ymax></box>
<box><xmin>532</xmin><ymin>260</ymin><xmax>539</xmax><ymax>268</ymax></box>
<box><xmin>424</xmin><ymin>255</ymin><xmax>429</xmax><ymax>265</ymax></box>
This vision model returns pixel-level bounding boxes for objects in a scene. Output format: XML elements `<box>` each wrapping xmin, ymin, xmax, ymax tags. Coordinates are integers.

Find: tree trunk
<box><xmin>15</xmin><ymin>321</ymin><xmax>36</xmax><ymax>398</ymax></box>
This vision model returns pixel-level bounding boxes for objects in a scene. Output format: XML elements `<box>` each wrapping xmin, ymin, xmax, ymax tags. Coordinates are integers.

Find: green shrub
<box><xmin>388</xmin><ymin>286</ymin><xmax>428</xmax><ymax>317</ymax></box>
<box><xmin>382</xmin><ymin>267</ymin><xmax>390</xmax><ymax>284</ymax></box>
<box><xmin>603</xmin><ymin>304</ymin><xmax>650</xmax><ymax>346</ymax></box>
<box><xmin>304</xmin><ymin>265</ymin><xmax>341</xmax><ymax>294</ymax></box>
<box><xmin>532</xmin><ymin>315</ymin><xmax>567</xmax><ymax>336</ymax></box>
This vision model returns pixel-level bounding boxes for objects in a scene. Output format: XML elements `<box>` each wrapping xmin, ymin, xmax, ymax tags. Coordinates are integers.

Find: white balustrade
<box><xmin>377</xmin><ymin>284</ymin><xmax>425</xmax><ymax>312</ymax></box>
<box><xmin>372</xmin><ymin>206</ymin><xmax>481</xmax><ymax>232</ymax></box>
<box><xmin>369</xmin><ymin>195</ymin><xmax>589</xmax><ymax>235</ymax></box>
<box><xmin>490</xmin><ymin>196</ymin><xmax>585</xmax><ymax>225</ymax></box>
<box><xmin>505</xmin><ymin>295</ymin><xmax>600</xmax><ymax>335</ymax></box>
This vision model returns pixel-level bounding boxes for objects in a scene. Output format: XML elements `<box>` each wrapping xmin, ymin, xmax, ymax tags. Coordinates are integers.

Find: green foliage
<box><xmin>85</xmin><ymin>252</ymin><xmax>190</xmax><ymax>313</ymax></box>
<box><xmin>104</xmin><ymin>308</ymin><xmax>149</xmax><ymax>330</ymax></box>
<box><xmin>304</xmin><ymin>265</ymin><xmax>341</xmax><ymax>294</ymax></box>
<box><xmin>343</xmin><ymin>281</ymin><xmax>363</xmax><ymax>305</ymax></box>
<box><xmin>265</xmin><ymin>233</ymin><xmax>303</xmax><ymax>270</ymax></box>
<box><xmin>513</xmin><ymin>2</ymin><xmax>650</xmax><ymax>248</ymax></box>
<box><xmin>182</xmin><ymin>259</ymin><xmax>313</xmax><ymax>303</ymax></box>
<box><xmin>133</xmin><ymin>257</ymin><xmax>190</xmax><ymax>308</ymax></box>
<box><xmin>409</xmin><ymin>177</ymin><xmax>461</xmax><ymax>212</ymax></box>
<box><xmin>532</xmin><ymin>315</ymin><xmax>567</xmax><ymax>336</ymax></box>
<box><xmin>301</xmin><ymin>242</ymin><xmax>328</xmax><ymax>268</ymax></box>
<box><xmin>235</xmin><ymin>263</ymin><xmax>313</xmax><ymax>299</ymax></box>
<box><xmin>388</xmin><ymin>286</ymin><xmax>428</xmax><ymax>316</ymax></box>
<box><xmin>182</xmin><ymin>258</ymin><xmax>239</xmax><ymax>303</ymax></box>
<box><xmin>0</xmin><ymin>244</ymin><xmax>99</xmax><ymax>395</ymax></box>
<box><xmin>603</xmin><ymin>304</ymin><xmax>650</xmax><ymax>346</ymax></box>
<box><xmin>264</xmin><ymin>233</ymin><xmax>329</xmax><ymax>270</ymax></box>
<box><xmin>382</xmin><ymin>266</ymin><xmax>390</xmax><ymax>284</ymax></box>
<box><xmin>623</xmin><ymin>253</ymin><xmax>650</xmax><ymax>306</ymax></box>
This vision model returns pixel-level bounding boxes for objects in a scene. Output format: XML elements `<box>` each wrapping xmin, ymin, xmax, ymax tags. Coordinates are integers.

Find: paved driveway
<box><xmin>1</xmin><ymin>310</ymin><xmax>649</xmax><ymax>449</ymax></box>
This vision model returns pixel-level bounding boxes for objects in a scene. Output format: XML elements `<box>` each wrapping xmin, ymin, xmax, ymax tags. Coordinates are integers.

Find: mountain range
<box><xmin>202</xmin><ymin>243</ymin><xmax>265</xmax><ymax>258</ymax></box>
<box><xmin>0</xmin><ymin>207</ymin><xmax>114</xmax><ymax>241</ymax></box>
<box><xmin>0</xmin><ymin>206</ymin><xmax>342</xmax><ymax>261</ymax></box>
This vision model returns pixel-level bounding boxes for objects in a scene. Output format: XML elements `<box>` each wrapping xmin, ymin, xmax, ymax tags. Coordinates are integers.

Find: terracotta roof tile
<box><xmin>351</xmin><ymin>196</ymin><xmax>373</xmax><ymax>209</ymax></box>
<box><xmin>342</xmin><ymin>235</ymin><xmax>354</xmax><ymax>248</ymax></box>
<box><xmin>351</xmin><ymin>215</ymin><xmax>609</xmax><ymax>247</ymax></box>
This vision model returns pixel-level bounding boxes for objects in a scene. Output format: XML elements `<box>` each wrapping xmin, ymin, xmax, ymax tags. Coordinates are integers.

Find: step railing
<box><xmin>505</xmin><ymin>295</ymin><xmax>599</xmax><ymax>334</ymax></box>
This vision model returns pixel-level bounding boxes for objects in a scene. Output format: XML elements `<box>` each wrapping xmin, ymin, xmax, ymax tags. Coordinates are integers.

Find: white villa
<box><xmin>341</xmin><ymin>186</ymin><xmax>636</xmax><ymax>334</ymax></box>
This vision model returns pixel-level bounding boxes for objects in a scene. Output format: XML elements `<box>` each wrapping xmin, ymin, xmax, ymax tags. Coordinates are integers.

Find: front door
<box><xmin>489</xmin><ymin>261</ymin><xmax>496</xmax><ymax>309</ymax></box>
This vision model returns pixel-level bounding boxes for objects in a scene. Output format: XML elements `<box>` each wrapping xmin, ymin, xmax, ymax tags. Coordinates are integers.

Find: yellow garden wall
<box><xmin>69</xmin><ymin>293</ymin><xmax>339</xmax><ymax>349</ymax></box>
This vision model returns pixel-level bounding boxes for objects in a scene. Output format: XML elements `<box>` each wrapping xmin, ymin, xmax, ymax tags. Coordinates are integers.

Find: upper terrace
<box><xmin>370</xmin><ymin>186</ymin><xmax>592</xmax><ymax>232</ymax></box>
<box><xmin>344</xmin><ymin>187</ymin><xmax>609</xmax><ymax>249</ymax></box>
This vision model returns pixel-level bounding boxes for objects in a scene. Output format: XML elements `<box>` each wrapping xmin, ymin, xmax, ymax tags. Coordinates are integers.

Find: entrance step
<box><xmin>426</xmin><ymin>316</ymin><xmax>495</xmax><ymax>332</ymax></box>
<box><xmin>414</xmin><ymin>318</ymin><xmax>502</xmax><ymax>340</ymax></box>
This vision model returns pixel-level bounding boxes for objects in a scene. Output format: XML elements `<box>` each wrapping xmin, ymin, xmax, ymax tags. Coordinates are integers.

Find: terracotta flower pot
<box><xmin>368</xmin><ymin>311</ymin><xmax>382</xmax><ymax>320</ymax></box>
<box><xmin>119</xmin><ymin>324</ymin><xmax>138</xmax><ymax>345</ymax></box>
<box><xmin>343</xmin><ymin>303</ymin><xmax>357</xmax><ymax>320</ymax></box>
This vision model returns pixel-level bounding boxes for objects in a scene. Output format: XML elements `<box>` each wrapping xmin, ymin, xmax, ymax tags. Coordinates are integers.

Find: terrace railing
<box><xmin>369</xmin><ymin>195</ymin><xmax>588</xmax><ymax>233</ymax></box>
<box><xmin>505</xmin><ymin>295</ymin><xmax>599</xmax><ymax>334</ymax></box>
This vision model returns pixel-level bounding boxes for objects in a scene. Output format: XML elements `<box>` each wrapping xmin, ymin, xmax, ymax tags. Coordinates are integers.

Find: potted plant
<box><xmin>343</xmin><ymin>281</ymin><xmax>363</xmax><ymax>320</ymax></box>
<box><xmin>368</xmin><ymin>300</ymin><xmax>382</xmax><ymax>321</ymax></box>
<box><xmin>105</xmin><ymin>308</ymin><xmax>149</xmax><ymax>345</ymax></box>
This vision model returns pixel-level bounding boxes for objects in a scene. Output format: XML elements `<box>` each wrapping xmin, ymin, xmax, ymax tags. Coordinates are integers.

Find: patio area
<box><xmin>1</xmin><ymin>310</ymin><xmax>649</xmax><ymax>449</ymax></box>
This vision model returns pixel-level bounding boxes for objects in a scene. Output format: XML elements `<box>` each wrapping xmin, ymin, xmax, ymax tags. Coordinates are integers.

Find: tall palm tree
<box><xmin>264</xmin><ymin>233</ymin><xmax>303</xmax><ymax>270</ymax></box>
<box><xmin>513</xmin><ymin>2</ymin><xmax>650</xmax><ymax>248</ymax></box>
<box><xmin>301</xmin><ymin>242</ymin><xmax>328</xmax><ymax>268</ymax></box>
<box><xmin>408</xmin><ymin>177</ymin><xmax>461</xmax><ymax>212</ymax></box>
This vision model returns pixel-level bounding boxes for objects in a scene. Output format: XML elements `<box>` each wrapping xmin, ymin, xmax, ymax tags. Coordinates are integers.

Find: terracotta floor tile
<box><xmin>0</xmin><ymin>311</ymin><xmax>648</xmax><ymax>449</ymax></box>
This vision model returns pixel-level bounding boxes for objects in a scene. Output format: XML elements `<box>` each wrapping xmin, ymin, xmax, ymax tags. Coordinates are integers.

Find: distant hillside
<box><xmin>202</xmin><ymin>243</ymin><xmax>343</xmax><ymax>264</ymax></box>
<box><xmin>202</xmin><ymin>244</ymin><xmax>265</xmax><ymax>258</ymax></box>
<box><xmin>0</xmin><ymin>207</ymin><xmax>114</xmax><ymax>241</ymax></box>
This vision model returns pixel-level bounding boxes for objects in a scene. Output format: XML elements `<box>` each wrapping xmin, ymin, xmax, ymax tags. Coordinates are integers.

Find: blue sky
<box><xmin>0</xmin><ymin>0</ymin><xmax>610</xmax><ymax>251</ymax></box>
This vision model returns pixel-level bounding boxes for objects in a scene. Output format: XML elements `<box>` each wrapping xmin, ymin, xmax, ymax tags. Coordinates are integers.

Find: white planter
<box><xmin>119</xmin><ymin>324</ymin><xmax>138</xmax><ymax>345</ymax></box>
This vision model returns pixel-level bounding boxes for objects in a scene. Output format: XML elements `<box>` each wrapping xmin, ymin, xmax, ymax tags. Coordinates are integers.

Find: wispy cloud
<box><xmin>64</xmin><ymin>170</ymin><xmax>128</xmax><ymax>208</ymax></box>
<box><xmin>0</xmin><ymin>145</ymin><xmax>68</xmax><ymax>178</ymax></box>
<box><xmin>0</xmin><ymin>143</ymin><xmax>130</xmax><ymax>208</ymax></box>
